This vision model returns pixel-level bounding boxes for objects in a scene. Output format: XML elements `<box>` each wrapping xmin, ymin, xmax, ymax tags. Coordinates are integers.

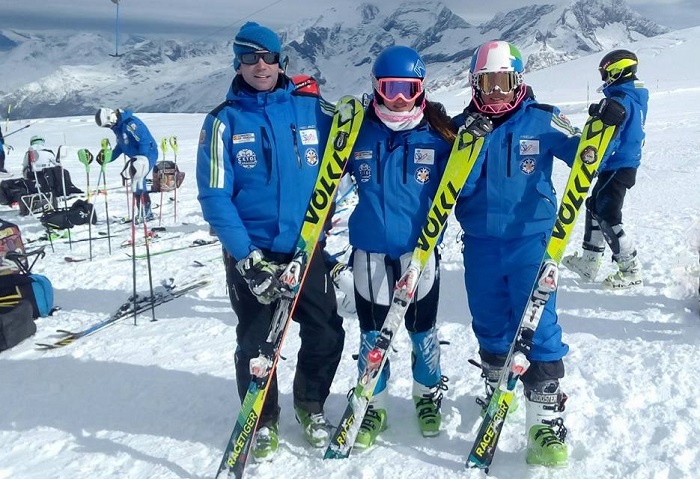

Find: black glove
<box><xmin>588</xmin><ymin>98</ymin><xmax>626</xmax><ymax>126</ymax></box>
<box><xmin>462</xmin><ymin>111</ymin><xmax>493</xmax><ymax>138</ymax></box>
<box><xmin>236</xmin><ymin>249</ymin><xmax>282</xmax><ymax>304</ymax></box>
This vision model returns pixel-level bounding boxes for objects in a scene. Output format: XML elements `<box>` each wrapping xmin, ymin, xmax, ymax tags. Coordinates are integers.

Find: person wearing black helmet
<box><xmin>563</xmin><ymin>49</ymin><xmax>649</xmax><ymax>289</ymax></box>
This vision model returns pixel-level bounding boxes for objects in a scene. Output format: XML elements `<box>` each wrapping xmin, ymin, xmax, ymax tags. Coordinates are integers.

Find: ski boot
<box><xmin>413</xmin><ymin>377</ymin><xmax>447</xmax><ymax>437</ymax></box>
<box><xmin>252</xmin><ymin>422</ymin><xmax>279</xmax><ymax>462</ymax></box>
<box><xmin>474</xmin><ymin>359</ymin><xmax>518</xmax><ymax>416</ymax></box>
<box><xmin>562</xmin><ymin>246</ymin><xmax>604</xmax><ymax>281</ymax></box>
<box><xmin>294</xmin><ymin>406</ymin><xmax>331</xmax><ymax>448</ymax></box>
<box><xmin>355</xmin><ymin>389</ymin><xmax>387</xmax><ymax>450</ymax></box>
<box><xmin>604</xmin><ymin>252</ymin><xmax>642</xmax><ymax>289</ymax></box>
<box><xmin>525</xmin><ymin>380</ymin><xmax>568</xmax><ymax>467</ymax></box>
<box><xmin>409</xmin><ymin>328</ymin><xmax>445</xmax><ymax>437</ymax></box>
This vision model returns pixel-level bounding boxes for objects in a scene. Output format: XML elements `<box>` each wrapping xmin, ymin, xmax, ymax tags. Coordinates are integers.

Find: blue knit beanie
<box><xmin>233</xmin><ymin>22</ymin><xmax>282</xmax><ymax>70</ymax></box>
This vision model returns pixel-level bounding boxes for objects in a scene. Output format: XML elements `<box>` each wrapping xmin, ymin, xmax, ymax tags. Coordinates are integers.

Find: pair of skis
<box><xmin>214</xmin><ymin>96</ymin><xmax>365</xmax><ymax>479</ymax></box>
<box><xmin>35</xmin><ymin>278</ymin><xmax>209</xmax><ymax>350</ymax></box>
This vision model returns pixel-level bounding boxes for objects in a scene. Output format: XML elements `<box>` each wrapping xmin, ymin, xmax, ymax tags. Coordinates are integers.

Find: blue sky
<box><xmin>1</xmin><ymin>0</ymin><xmax>698</xmax><ymax>39</ymax></box>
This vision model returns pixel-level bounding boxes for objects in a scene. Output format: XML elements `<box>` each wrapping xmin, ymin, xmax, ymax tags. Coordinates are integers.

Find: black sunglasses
<box><xmin>239</xmin><ymin>52</ymin><xmax>280</xmax><ymax>65</ymax></box>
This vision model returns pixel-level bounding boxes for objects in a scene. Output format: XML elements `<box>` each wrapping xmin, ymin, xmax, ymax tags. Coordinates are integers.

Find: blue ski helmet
<box><xmin>372</xmin><ymin>45</ymin><xmax>426</xmax><ymax>80</ymax></box>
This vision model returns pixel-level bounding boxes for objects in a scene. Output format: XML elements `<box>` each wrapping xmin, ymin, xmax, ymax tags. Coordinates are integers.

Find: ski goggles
<box><xmin>374</xmin><ymin>77</ymin><xmax>424</xmax><ymax>102</ymax></box>
<box><xmin>238</xmin><ymin>52</ymin><xmax>280</xmax><ymax>66</ymax></box>
<box><xmin>475</xmin><ymin>71</ymin><xmax>520</xmax><ymax>94</ymax></box>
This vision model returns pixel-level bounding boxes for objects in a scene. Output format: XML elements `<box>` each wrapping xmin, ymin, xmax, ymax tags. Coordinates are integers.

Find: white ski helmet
<box><xmin>469</xmin><ymin>40</ymin><xmax>526</xmax><ymax>115</ymax></box>
<box><xmin>95</xmin><ymin>107</ymin><xmax>118</xmax><ymax>128</ymax></box>
<box><xmin>29</xmin><ymin>135</ymin><xmax>45</xmax><ymax>147</ymax></box>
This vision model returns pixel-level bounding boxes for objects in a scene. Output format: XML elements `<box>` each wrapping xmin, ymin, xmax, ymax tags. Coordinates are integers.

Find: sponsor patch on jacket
<box><xmin>358</xmin><ymin>162</ymin><xmax>372</xmax><ymax>182</ymax></box>
<box><xmin>354</xmin><ymin>150</ymin><xmax>372</xmax><ymax>160</ymax></box>
<box><xmin>520</xmin><ymin>157</ymin><xmax>536</xmax><ymax>175</ymax></box>
<box><xmin>519</xmin><ymin>139</ymin><xmax>539</xmax><ymax>155</ymax></box>
<box><xmin>199</xmin><ymin>130</ymin><xmax>206</xmax><ymax>144</ymax></box>
<box><xmin>305</xmin><ymin>148</ymin><xmax>319</xmax><ymax>166</ymax></box>
<box><xmin>415</xmin><ymin>167</ymin><xmax>431</xmax><ymax>184</ymax></box>
<box><xmin>232</xmin><ymin>133</ymin><xmax>255</xmax><ymax>144</ymax></box>
<box><xmin>300</xmin><ymin>128</ymin><xmax>319</xmax><ymax>145</ymax></box>
<box><xmin>236</xmin><ymin>149</ymin><xmax>257</xmax><ymax>169</ymax></box>
<box><xmin>414</xmin><ymin>148</ymin><xmax>435</xmax><ymax>165</ymax></box>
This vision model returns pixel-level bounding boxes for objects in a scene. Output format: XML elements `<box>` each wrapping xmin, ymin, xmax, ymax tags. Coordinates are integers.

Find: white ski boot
<box><xmin>562</xmin><ymin>249</ymin><xmax>603</xmax><ymax>281</ymax></box>
<box><xmin>604</xmin><ymin>253</ymin><xmax>642</xmax><ymax>289</ymax></box>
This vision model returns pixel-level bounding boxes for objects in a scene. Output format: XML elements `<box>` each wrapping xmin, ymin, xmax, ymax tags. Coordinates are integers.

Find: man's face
<box><xmin>237</xmin><ymin>50</ymin><xmax>281</xmax><ymax>92</ymax></box>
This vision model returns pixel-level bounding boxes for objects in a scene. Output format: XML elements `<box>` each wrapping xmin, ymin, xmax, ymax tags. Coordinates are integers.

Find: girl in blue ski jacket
<box><xmin>563</xmin><ymin>49</ymin><xmax>649</xmax><ymax>289</ymax></box>
<box><xmin>345</xmin><ymin>46</ymin><xmax>456</xmax><ymax>449</ymax></box>
<box><xmin>195</xmin><ymin>22</ymin><xmax>344</xmax><ymax>460</ymax></box>
<box><xmin>453</xmin><ymin>41</ymin><xmax>583</xmax><ymax>467</ymax></box>
<box><xmin>95</xmin><ymin>108</ymin><xmax>158</xmax><ymax>220</ymax></box>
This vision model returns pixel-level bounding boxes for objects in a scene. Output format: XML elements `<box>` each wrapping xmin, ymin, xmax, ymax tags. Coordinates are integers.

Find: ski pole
<box><xmin>158</xmin><ymin>138</ymin><xmax>168</xmax><ymax>227</ymax></box>
<box><xmin>140</xmin><ymin>192</ymin><xmax>157</xmax><ymax>322</ymax></box>
<box><xmin>5</xmin><ymin>104</ymin><xmax>11</xmax><ymax>133</ymax></box>
<box><xmin>99</xmin><ymin>163</ymin><xmax>112</xmax><ymax>255</ymax></box>
<box><xmin>169</xmin><ymin>135</ymin><xmax>178</xmax><ymax>223</ymax></box>
<box><xmin>130</xmin><ymin>193</ymin><xmax>138</xmax><ymax>325</ymax></box>
<box><xmin>4</xmin><ymin>124</ymin><xmax>31</xmax><ymax>138</ymax></box>
<box><xmin>55</xmin><ymin>145</ymin><xmax>72</xmax><ymax>250</ymax></box>
<box><xmin>77</xmin><ymin>148</ymin><xmax>95</xmax><ymax>261</ymax></box>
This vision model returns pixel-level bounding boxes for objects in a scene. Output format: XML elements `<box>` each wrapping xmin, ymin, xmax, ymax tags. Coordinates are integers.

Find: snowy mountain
<box><xmin>0</xmin><ymin>0</ymin><xmax>670</xmax><ymax>120</ymax></box>
<box><xmin>1</xmin><ymin>23</ymin><xmax>700</xmax><ymax>479</ymax></box>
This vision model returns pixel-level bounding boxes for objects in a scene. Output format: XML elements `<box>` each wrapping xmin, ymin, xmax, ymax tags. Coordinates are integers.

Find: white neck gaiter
<box><xmin>373</xmin><ymin>101</ymin><xmax>425</xmax><ymax>131</ymax></box>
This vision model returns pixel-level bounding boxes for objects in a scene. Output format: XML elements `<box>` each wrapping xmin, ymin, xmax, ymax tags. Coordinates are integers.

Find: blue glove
<box><xmin>236</xmin><ymin>249</ymin><xmax>282</xmax><ymax>304</ymax></box>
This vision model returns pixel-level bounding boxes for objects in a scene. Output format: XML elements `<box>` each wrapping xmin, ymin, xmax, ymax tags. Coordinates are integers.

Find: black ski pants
<box><xmin>585</xmin><ymin>167</ymin><xmax>637</xmax><ymax>228</ymax></box>
<box><xmin>225</xmin><ymin>244</ymin><xmax>344</xmax><ymax>426</ymax></box>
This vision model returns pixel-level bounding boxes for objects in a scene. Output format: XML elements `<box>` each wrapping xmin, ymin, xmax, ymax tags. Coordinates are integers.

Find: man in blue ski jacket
<box><xmin>196</xmin><ymin>21</ymin><xmax>343</xmax><ymax>461</ymax></box>
<box><xmin>563</xmin><ymin>49</ymin><xmax>649</xmax><ymax>289</ymax></box>
<box><xmin>95</xmin><ymin>108</ymin><xmax>158</xmax><ymax>220</ymax></box>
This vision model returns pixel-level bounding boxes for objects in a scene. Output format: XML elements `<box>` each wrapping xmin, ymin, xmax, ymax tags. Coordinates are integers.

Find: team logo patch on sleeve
<box><xmin>519</xmin><ymin>139</ymin><xmax>539</xmax><ymax>155</ymax></box>
<box><xmin>232</xmin><ymin>133</ymin><xmax>255</xmax><ymax>144</ymax></box>
<box><xmin>236</xmin><ymin>149</ymin><xmax>257</xmax><ymax>169</ymax></box>
<box><xmin>300</xmin><ymin>129</ymin><xmax>319</xmax><ymax>145</ymax></box>
<box><xmin>415</xmin><ymin>167</ymin><xmax>431</xmax><ymax>184</ymax></box>
<box><xmin>359</xmin><ymin>162</ymin><xmax>372</xmax><ymax>182</ymax></box>
<box><xmin>414</xmin><ymin>148</ymin><xmax>435</xmax><ymax>165</ymax></box>
<box><xmin>199</xmin><ymin>130</ymin><xmax>206</xmax><ymax>144</ymax></box>
<box><xmin>305</xmin><ymin>148</ymin><xmax>319</xmax><ymax>166</ymax></box>
<box><xmin>354</xmin><ymin>150</ymin><xmax>372</xmax><ymax>160</ymax></box>
<box><xmin>520</xmin><ymin>157</ymin><xmax>536</xmax><ymax>175</ymax></box>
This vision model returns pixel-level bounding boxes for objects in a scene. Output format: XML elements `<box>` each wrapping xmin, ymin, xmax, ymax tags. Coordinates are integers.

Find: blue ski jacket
<box><xmin>347</xmin><ymin>106</ymin><xmax>453</xmax><ymax>259</ymax></box>
<box><xmin>196</xmin><ymin>76</ymin><xmax>335</xmax><ymax>261</ymax></box>
<box><xmin>453</xmin><ymin>97</ymin><xmax>580</xmax><ymax>239</ymax></box>
<box><xmin>109</xmin><ymin>110</ymin><xmax>158</xmax><ymax>167</ymax></box>
<box><xmin>599</xmin><ymin>80</ymin><xmax>649</xmax><ymax>172</ymax></box>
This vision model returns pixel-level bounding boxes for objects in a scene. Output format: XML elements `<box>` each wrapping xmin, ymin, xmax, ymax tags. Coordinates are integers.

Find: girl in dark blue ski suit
<box><xmin>346</xmin><ymin>45</ymin><xmax>456</xmax><ymax>448</ymax></box>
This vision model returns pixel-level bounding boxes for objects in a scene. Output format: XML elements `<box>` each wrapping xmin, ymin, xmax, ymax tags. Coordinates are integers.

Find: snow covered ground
<box><xmin>1</xmin><ymin>26</ymin><xmax>700</xmax><ymax>479</ymax></box>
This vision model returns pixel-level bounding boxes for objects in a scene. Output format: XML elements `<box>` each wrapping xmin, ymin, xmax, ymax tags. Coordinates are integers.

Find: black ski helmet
<box><xmin>598</xmin><ymin>49</ymin><xmax>638</xmax><ymax>86</ymax></box>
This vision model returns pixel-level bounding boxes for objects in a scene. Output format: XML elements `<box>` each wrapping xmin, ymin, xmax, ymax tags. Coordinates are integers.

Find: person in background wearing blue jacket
<box><xmin>345</xmin><ymin>45</ymin><xmax>456</xmax><ymax>449</ymax></box>
<box><xmin>563</xmin><ymin>50</ymin><xmax>648</xmax><ymax>289</ymax></box>
<box><xmin>453</xmin><ymin>40</ymin><xmax>612</xmax><ymax>468</ymax></box>
<box><xmin>95</xmin><ymin>108</ymin><xmax>158</xmax><ymax>221</ymax></box>
<box><xmin>196</xmin><ymin>22</ymin><xmax>343</xmax><ymax>461</ymax></box>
